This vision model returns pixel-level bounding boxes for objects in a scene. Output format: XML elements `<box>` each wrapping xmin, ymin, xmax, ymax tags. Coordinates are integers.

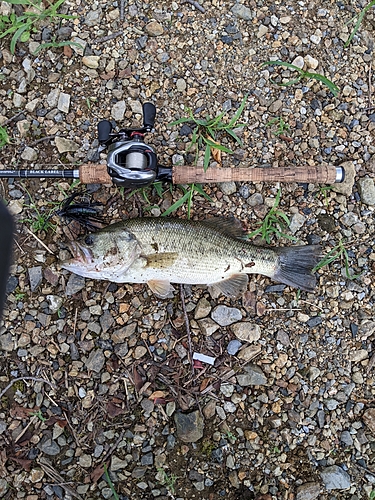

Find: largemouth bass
<box><xmin>61</xmin><ymin>217</ymin><xmax>320</xmax><ymax>298</ymax></box>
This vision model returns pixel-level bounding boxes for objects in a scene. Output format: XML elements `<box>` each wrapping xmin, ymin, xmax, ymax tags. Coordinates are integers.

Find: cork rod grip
<box><xmin>172</xmin><ymin>165</ymin><xmax>338</xmax><ymax>185</ymax></box>
<box><xmin>79</xmin><ymin>164</ymin><xmax>112</xmax><ymax>184</ymax></box>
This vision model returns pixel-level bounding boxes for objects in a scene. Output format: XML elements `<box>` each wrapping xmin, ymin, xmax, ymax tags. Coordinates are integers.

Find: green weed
<box><xmin>248</xmin><ymin>188</ymin><xmax>296</xmax><ymax>244</ymax></box>
<box><xmin>169</xmin><ymin>95</ymin><xmax>248</xmax><ymax>171</ymax></box>
<box><xmin>31</xmin><ymin>409</ymin><xmax>46</xmax><ymax>421</ymax></box>
<box><xmin>316</xmin><ymin>185</ymin><xmax>333</xmax><ymax>207</ymax></box>
<box><xmin>103</xmin><ymin>464</ymin><xmax>120</xmax><ymax>500</ymax></box>
<box><xmin>345</xmin><ymin>1</ymin><xmax>375</xmax><ymax>47</ymax></box>
<box><xmin>162</xmin><ymin>183</ymin><xmax>212</xmax><ymax>219</ymax></box>
<box><xmin>369</xmin><ymin>489</ymin><xmax>375</xmax><ymax>500</ymax></box>
<box><xmin>0</xmin><ymin>125</ymin><xmax>10</xmax><ymax>148</ymax></box>
<box><xmin>262</xmin><ymin>60</ymin><xmax>339</xmax><ymax>97</ymax></box>
<box><xmin>21</xmin><ymin>186</ymin><xmax>56</xmax><ymax>233</ymax></box>
<box><xmin>313</xmin><ymin>239</ymin><xmax>362</xmax><ymax>280</ymax></box>
<box><xmin>0</xmin><ymin>0</ymin><xmax>77</xmax><ymax>54</ymax></box>
<box><xmin>157</xmin><ymin>468</ymin><xmax>177</xmax><ymax>495</ymax></box>
<box><xmin>266</xmin><ymin>116</ymin><xmax>290</xmax><ymax>136</ymax></box>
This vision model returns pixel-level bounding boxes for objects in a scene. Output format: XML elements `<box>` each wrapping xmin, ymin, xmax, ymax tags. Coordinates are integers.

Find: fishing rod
<box><xmin>0</xmin><ymin>103</ymin><xmax>345</xmax><ymax>187</ymax></box>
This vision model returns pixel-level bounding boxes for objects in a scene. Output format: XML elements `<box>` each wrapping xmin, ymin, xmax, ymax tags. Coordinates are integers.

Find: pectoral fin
<box><xmin>148</xmin><ymin>279</ymin><xmax>175</xmax><ymax>298</ymax></box>
<box><xmin>208</xmin><ymin>274</ymin><xmax>249</xmax><ymax>298</ymax></box>
<box><xmin>145</xmin><ymin>252</ymin><xmax>178</xmax><ymax>269</ymax></box>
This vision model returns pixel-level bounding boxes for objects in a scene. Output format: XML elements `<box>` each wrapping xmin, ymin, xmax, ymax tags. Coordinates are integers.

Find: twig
<box><xmin>179</xmin><ymin>285</ymin><xmax>194</xmax><ymax>376</ymax></box>
<box><xmin>102</xmin><ymin>430</ymin><xmax>126</xmax><ymax>463</ymax></box>
<box><xmin>0</xmin><ymin>376</ymin><xmax>56</xmax><ymax>399</ymax></box>
<box><xmin>24</xmin><ymin>226</ymin><xmax>55</xmax><ymax>255</ymax></box>
<box><xmin>368</xmin><ymin>62</ymin><xmax>373</xmax><ymax>112</ymax></box>
<box><xmin>119</xmin><ymin>0</ymin><xmax>124</xmax><ymax>21</ymax></box>
<box><xmin>367</xmin><ymin>352</ymin><xmax>375</xmax><ymax>373</ymax></box>
<box><xmin>181</xmin><ymin>0</ymin><xmax>205</xmax><ymax>13</ymax></box>
<box><xmin>72</xmin><ymin>307</ymin><xmax>78</xmax><ymax>338</ymax></box>
<box><xmin>14</xmin><ymin>415</ymin><xmax>38</xmax><ymax>444</ymax></box>
<box><xmin>38</xmin><ymin>459</ymin><xmax>83</xmax><ymax>500</ymax></box>
<box><xmin>93</xmin><ymin>30</ymin><xmax>123</xmax><ymax>44</ymax></box>
<box><xmin>28</xmin><ymin>135</ymin><xmax>55</xmax><ymax>147</ymax></box>
<box><xmin>2</xmin><ymin>111</ymin><xmax>24</xmax><ymax>126</ymax></box>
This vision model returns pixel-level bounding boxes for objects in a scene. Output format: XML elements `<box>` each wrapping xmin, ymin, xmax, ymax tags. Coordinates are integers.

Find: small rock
<box><xmin>197</xmin><ymin>318</ymin><xmax>220</xmax><ymax>336</ymax></box>
<box><xmin>111</xmin><ymin>101</ymin><xmax>126</xmax><ymax>121</ymax></box>
<box><xmin>85</xmin><ymin>350</ymin><xmax>105</xmax><ymax>372</ymax></box>
<box><xmin>308</xmin><ymin>366</ymin><xmax>321</xmax><ymax>382</ymax></box>
<box><xmin>79</xmin><ymin>454</ymin><xmax>92</xmax><ymax>468</ymax></box>
<box><xmin>141</xmin><ymin>453</ymin><xmax>153</xmax><ymax>465</ymax></box>
<box><xmin>231</xmin><ymin>322</ymin><xmax>261</xmax><ymax>343</ymax></box>
<box><xmin>248</xmin><ymin>193</ymin><xmax>263</xmax><ymax>206</ymax></box>
<box><xmin>55</xmin><ymin>137</ymin><xmax>79</xmax><ymax>153</ymax></box>
<box><xmin>28</xmin><ymin>266</ymin><xmax>43</xmax><ymax>292</ymax></box>
<box><xmin>237</xmin><ymin>363</ymin><xmax>267</xmax><ymax>386</ymax></box>
<box><xmin>219</xmin><ymin>182</ymin><xmax>237</xmax><ymax>195</ymax></box>
<box><xmin>231</xmin><ymin>4</ymin><xmax>253</xmax><ymax>20</ymax></box>
<box><xmin>358</xmin><ymin>177</ymin><xmax>375</xmax><ymax>205</ymax></box>
<box><xmin>292</xmin><ymin>56</ymin><xmax>305</xmax><ymax>69</ymax></box>
<box><xmin>0</xmin><ymin>479</ymin><xmax>8</xmax><ymax>496</ymax></box>
<box><xmin>289</xmin><ymin>213</ymin><xmax>306</xmax><ymax>234</ymax></box>
<box><xmin>237</xmin><ymin>344</ymin><xmax>261</xmax><ymax>362</ymax></box>
<box><xmin>65</xmin><ymin>273</ymin><xmax>85</xmax><ymax>295</ymax></box>
<box><xmin>194</xmin><ymin>297</ymin><xmax>211</xmax><ymax>319</ymax></box>
<box><xmin>359</xmin><ymin>320</ymin><xmax>375</xmax><ymax>340</ymax></box>
<box><xmin>111</xmin><ymin>456</ymin><xmax>129</xmax><ymax>471</ymax></box>
<box><xmin>304</xmin><ymin>55</ymin><xmax>319</xmax><ymax>70</ymax></box>
<box><xmin>257</xmin><ymin>25</ymin><xmax>268</xmax><ymax>38</ymax></box>
<box><xmin>349</xmin><ymin>349</ymin><xmax>368</xmax><ymax>362</ymax></box>
<box><xmin>145</xmin><ymin>21</ymin><xmax>164</xmax><ymax>36</ymax></box>
<box><xmin>176</xmin><ymin>78</ymin><xmax>186</xmax><ymax>92</ymax></box>
<box><xmin>0</xmin><ymin>333</ymin><xmax>14</xmax><ymax>352</ymax></box>
<box><xmin>134</xmin><ymin>346</ymin><xmax>147</xmax><ymax>359</ymax></box>
<box><xmin>310</xmin><ymin>34</ymin><xmax>321</xmax><ymax>44</ymax></box>
<box><xmin>57</xmin><ymin>92</ymin><xmax>70</xmax><ymax>113</ymax></box>
<box><xmin>39</xmin><ymin>439</ymin><xmax>60</xmax><ymax>456</ymax></box>
<box><xmin>296</xmin><ymin>482</ymin><xmax>321</xmax><ymax>500</ymax></box>
<box><xmin>174</xmin><ymin>410</ymin><xmax>204</xmax><ymax>443</ymax></box>
<box><xmin>227</xmin><ymin>339</ymin><xmax>242</xmax><ymax>355</ymax></box>
<box><xmin>340</xmin><ymin>431</ymin><xmax>353</xmax><ymax>446</ymax></box>
<box><xmin>320</xmin><ymin>465</ymin><xmax>351</xmax><ymax>490</ymax></box>
<box><xmin>21</xmin><ymin>147</ymin><xmax>38</xmax><ymax>161</ymax></box>
<box><xmin>46</xmin><ymin>295</ymin><xmax>63</xmax><ymax>314</ymax></box>
<box><xmin>84</xmin><ymin>8</ymin><xmax>102</xmax><ymax>26</ymax></box>
<box><xmin>46</xmin><ymin>88</ymin><xmax>60</xmax><ymax>107</ymax></box>
<box><xmin>269</xmin><ymin>100</ymin><xmax>283</xmax><ymax>113</ymax></box>
<box><xmin>82</xmin><ymin>56</ymin><xmax>100</xmax><ymax>69</ymax></box>
<box><xmin>211</xmin><ymin>305</ymin><xmax>242</xmax><ymax>326</ymax></box>
<box><xmin>363</xmin><ymin>408</ymin><xmax>375</xmax><ymax>435</ymax></box>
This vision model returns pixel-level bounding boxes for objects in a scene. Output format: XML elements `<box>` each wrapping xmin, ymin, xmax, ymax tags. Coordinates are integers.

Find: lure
<box><xmin>55</xmin><ymin>189</ymin><xmax>106</xmax><ymax>231</ymax></box>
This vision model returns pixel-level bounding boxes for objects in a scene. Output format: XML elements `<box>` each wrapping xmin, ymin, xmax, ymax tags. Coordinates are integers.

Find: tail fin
<box><xmin>273</xmin><ymin>245</ymin><xmax>321</xmax><ymax>292</ymax></box>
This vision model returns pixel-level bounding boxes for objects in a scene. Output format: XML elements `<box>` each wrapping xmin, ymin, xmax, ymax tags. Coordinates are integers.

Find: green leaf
<box><xmin>168</xmin><ymin>117</ymin><xmax>192</xmax><ymax>126</ymax></box>
<box><xmin>304</xmin><ymin>71</ymin><xmax>339</xmax><ymax>96</ymax></box>
<box><xmin>161</xmin><ymin>189</ymin><xmax>191</xmax><ymax>217</ymax></box>
<box><xmin>20</xmin><ymin>30</ymin><xmax>30</xmax><ymax>42</ymax></box>
<box><xmin>202</xmin><ymin>136</ymin><xmax>232</xmax><ymax>153</ymax></box>
<box><xmin>228</xmin><ymin>93</ymin><xmax>248</xmax><ymax>127</ymax></box>
<box><xmin>262</xmin><ymin>60</ymin><xmax>304</xmax><ymax>75</ymax></box>
<box><xmin>203</xmin><ymin>143</ymin><xmax>211</xmax><ymax>171</ymax></box>
<box><xmin>225</xmin><ymin>128</ymin><xmax>243</xmax><ymax>146</ymax></box>
<box><xmin>10</xmin><ymin>23</ymin><xmax>31</xmax><ymax>52</ymax></box>
<box><xmin>193</xmin><ymin>183</ymin><xmax>212</xmax><ymax>201</ymax></box>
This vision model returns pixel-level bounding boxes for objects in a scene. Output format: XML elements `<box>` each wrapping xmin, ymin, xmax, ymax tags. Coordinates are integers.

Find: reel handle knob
<box><xmin>143</xmin><ymin>102</ymin><xmax>156</xmax><ymax>130</ymax></box>
<box><xmin>98</xmin><ymin>120</ymin><xmax>113</xmax><ymax>143</ymax></box>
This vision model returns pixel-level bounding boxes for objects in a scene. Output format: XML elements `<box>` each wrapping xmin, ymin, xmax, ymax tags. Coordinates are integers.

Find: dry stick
<box><xmin>24</xmin><ymin>226</ymin><xmax>55</xmax><ymax>255</ymax></box>
<box><xmin>101</xmin><ymin>430</ymin><xmax>126</xmax><ymax>464</ymax></box>
<box><xmin>28</xmin><ymin>135</ymin><xmax>56</xmax><ymax>147</ymax></box>
<box><xmin>119</xmin><ymin>0</ymin><xmax>125</xmax><ymax>21</ymax></box>
<box><xmin>0</xmin><ymin>376</ymin><xmax>56</xmax><ymax>399</ymax></box>
<box><xmin>38</xmin><ymin>460</ymin><xmax>83</xmax><ymax>500</ymax></box>
<box><xmin>94</xmin><ymin>30</ymin><xmax>123</xmax><ymax>44</ymax></box>
<box><xmin>2</xmin><ymin>111</ymin><xmax>24</xmax><ymax>126</ymax></box>
<box><xmin>368</xmin><ymin>62</ymin><xmax>373</xmax><ymax>112</ymax></box>
<box><xmin>179</xmin><ymin>285</ymin><xmax>194</xmax><ymax>376</ymax></box>
<box><xmin>181</xmin><ymin>0</ymin><xmax>205</xmax><ymax>13</ymax></box>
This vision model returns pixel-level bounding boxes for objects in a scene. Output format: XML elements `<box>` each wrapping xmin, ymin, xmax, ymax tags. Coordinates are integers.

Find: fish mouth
<box><xmin>62</xmin><ymin>241</ymin><xmax>94</xmax><ymax>266</ymax></box>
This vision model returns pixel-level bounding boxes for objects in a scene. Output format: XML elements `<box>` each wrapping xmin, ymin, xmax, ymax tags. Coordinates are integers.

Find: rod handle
<box><xmin>172</xmin><ymin>165</ymin><xmax>343</xmax><ymax>185</ymax></box>
<box><xmin>79</xmin><ymin>164</ymin><xmax>112</xmax><ymax>184</ymax></box>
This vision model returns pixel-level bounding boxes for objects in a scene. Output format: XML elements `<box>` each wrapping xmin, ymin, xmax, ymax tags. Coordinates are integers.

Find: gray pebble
<box><xmin>85</xmin><ymin>349</ymin><xmax>105</xmax><ymax>373</ymax></box>
<box><xmin>320</xmin><ymin>465</ymin><xmax>351</xmax><ymax>490</ymax></box>
<box><xmin>28</xmin><ymin>266</ymin><xmax>43</xmax><ymax>292</ymax></box>
<box><xmin>227</xmin><ymin>339</ymin><xmax>242</xmax><ymax>355</ymax></box>
<box><xmin>358</xmin><ymin>177</ymin><xmax>375</xmax><ymax>205</ymax></box>
<box><xmin>141</xmin><ymin>452</ymin><xmax>154</xmax><ymax>466</ymax></box>
<box><xmin>248</xmin><ymin>193</ymin><xmax>263</xmax><ymax>206</ymax></box>
<box><xmin>296</xmin><ymin>482</ymin><xmax>321</xmax><ymax>500</ymax></box>
<box><xmin>65</xmin><ymin>274</ymin><xmax>85</xmax><ymax>296</ymax></box>
<box><xmin>219</xmin><ymin>181</ymin><xmax>237</xmax><ymax>195</ymax></box>
<box><xmin>211</xmin><ymin>305</ymin><xmax>242</xmax><ymax>326</ymax></box>
<box><xmin>39</xmin><ymin>438</ymin><xmax>61</xmax><ymax>456</ymax></box>
<box><xmin>57</xmin><ymin>92</ymin><xmax>70</xmax><ymax>113</ymax></box>
<box><xmin>84</xmin><ymin>8</ymin><xmax>103</xmax><ymax>27</ymax></box>
<box><xmin>0</xmin><ymin>479</ymin><xmax>8</xmax><ymax>497</ymax></box>
<box><xmin>21</xmin><ymin>147</ymin><xmax>38</xmax><ymax>161</ymax></box>
<box><xmin>174</xmin><ymin>410</ymin><xmax>204</xmax><ymax>443</ymax></box>
<box><xmin>231</xmin><ymin>3</ymin><xmax>253</xmax><ymax>20</ymax></box>
<box><xmin>111</xmin><ymin>101</ymin><xmax>126</xmax><ymax>121</ymax></box>
<box><xmin>237</xmin><ymin>363</ymin><xmax>267</xmax><ymax>386</ymax></box>
<box><xmin>340</xmin><ymin>431</ymin><xmax>353</xmax><ymax>446</ymax></box>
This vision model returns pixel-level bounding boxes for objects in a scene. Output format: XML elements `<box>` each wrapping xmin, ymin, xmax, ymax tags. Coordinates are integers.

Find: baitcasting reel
<box><xmin>97</xmin><ymin>102</ymin><xmax>172</xmax><ymax>188</ymax></box>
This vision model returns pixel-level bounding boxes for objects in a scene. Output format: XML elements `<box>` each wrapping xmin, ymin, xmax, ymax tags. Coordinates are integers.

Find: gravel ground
<box><xmin>1</xmin><ymin>0</ymin><xmax>375</xmax><ymax>499</ymax></box>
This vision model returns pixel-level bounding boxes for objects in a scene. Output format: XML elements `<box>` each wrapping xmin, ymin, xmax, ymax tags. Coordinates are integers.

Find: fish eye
<box><xmin>85</xmin><ymin>235</ymin><xmax>94</xmax><ymax>246</ymax></box>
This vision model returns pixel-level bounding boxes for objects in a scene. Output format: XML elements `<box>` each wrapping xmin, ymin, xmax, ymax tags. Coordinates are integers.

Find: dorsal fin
<box><xmin>201</xmin><ymin>217</ymin><xmax>247</xmax><ymax>239</ymax></box>
<box><xmin>147</xmin><ymin>279</ymin><xmax>175</xmax><ymax>298</ymax></box>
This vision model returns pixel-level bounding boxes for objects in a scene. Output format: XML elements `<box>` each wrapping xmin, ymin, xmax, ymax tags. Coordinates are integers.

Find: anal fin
<box><xmin>208</xmin><ymin>274</ymin><xmax>249</xmax><ymax>298</ymax></box>
<box><xmin>148</xmin><ymin>279</ymin><xmax>175</xmax><ymax>298</ymax></box>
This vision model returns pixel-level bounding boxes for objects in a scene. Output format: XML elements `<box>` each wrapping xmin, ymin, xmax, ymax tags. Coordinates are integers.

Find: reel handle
<box><xmin>142</xmin><ymin>102</ymin><xmax>156</xmax><ymax>130</ymax></box>
<box><xmin>98</xmin><ymin>120</ymin><xmax>113</xmax><ymax>143</ymax></box>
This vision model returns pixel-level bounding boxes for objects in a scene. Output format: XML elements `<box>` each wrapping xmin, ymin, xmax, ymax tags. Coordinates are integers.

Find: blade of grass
<box><xmin>161</xmin><ymin>189</ymin><xmax>191</xmax><ymax>217</ymax></box>
<box><xmin>228</xmin><ymin>94</ymin><xmax>248</xmax><ymax>127</ymax></box>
